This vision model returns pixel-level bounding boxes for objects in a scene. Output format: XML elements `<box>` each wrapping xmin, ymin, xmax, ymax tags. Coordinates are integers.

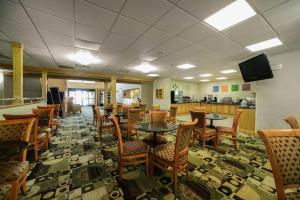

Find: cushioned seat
<box><xmin>39</xmin><ymin>127</ymin><xmax>51</xmax><ymax>134</ymax></box>
<box><xmin>286</xmin><ymin>192</ymin><xmax>300</xmax><ymax>200</ymax></box>
<box><xmin>0</xmin><ymin>184</ymin><xmax>11</xmax><ymax>200</ymax></box>
<box><xmin>0</xmin><ymin>161</ymin><xmax>29</xmax><ymax>182</ymax></box>
<box><xmin>215</xmin><ymin>126</ymin><xmax>233</xmax><ymax>133</ymax></box>
<box><xmin>152</xmin><ymin>143</ymin><xmax>175</xmax><ymax>163</ymax></box>
<box><xmin>123</xmin><ymin>141</ymin><xmax>148</xmax><ymax>156</ymax></box>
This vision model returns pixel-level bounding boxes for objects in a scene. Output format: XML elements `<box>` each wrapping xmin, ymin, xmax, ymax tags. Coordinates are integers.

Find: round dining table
<box><xmin>135</xmin><ymin>122</ymin><xmax>178</xmax><ymax>147</ymax></box>
<box><xmin>205</xmin><ymin>113</ymin><xmax>227</xmax><ymax>128</ymax></box>
<box><xmin>0</xmin><ymin>141</ymin><xmax>28</xmax><ymax>161</ymax></box>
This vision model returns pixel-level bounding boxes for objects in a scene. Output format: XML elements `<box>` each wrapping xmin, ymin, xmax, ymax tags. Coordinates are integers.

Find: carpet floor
<box><xmin>20</xmin><ymin>107</ymin><xmax>278</xmax><ymax>200</ymax></box>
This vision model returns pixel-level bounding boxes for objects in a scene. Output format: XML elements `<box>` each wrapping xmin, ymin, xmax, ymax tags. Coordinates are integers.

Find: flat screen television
<box><xmin>238</xmin><ymin>54</ymin><xmax>274</xmax><ymax>82</ymax></box>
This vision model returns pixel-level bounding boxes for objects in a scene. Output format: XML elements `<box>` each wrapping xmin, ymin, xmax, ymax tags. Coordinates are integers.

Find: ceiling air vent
<box><xmin>75</xmin><ymin>39</ymin><xmax>101</xmax><ymax>51</ymax></box>
<box><xmin>58</xmin><ymin>65</ymin><xmax>74</xmax><ymax>70</ymax></box>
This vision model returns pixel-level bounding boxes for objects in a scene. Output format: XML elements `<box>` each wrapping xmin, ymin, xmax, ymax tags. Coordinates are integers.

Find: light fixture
<box><xmin>83</xmin><ymin>80</ymin><xmax>96</xmax><ymax>83</ymax></box>
<box><xmin>246</xmin><ymin>38</ymin><xmax>283</xmax><ymax>52</ymax></box>
<box><xmin>67</xmin><ymin>80</ymin><xmax>82</xmax><ymax>83</ymax></box>
<box><xmin>216</xmin><ymin>77</ymin><xmax>227</xmax><ymax>80</ymax></box>
<box><xmin>183</xmin><ymin>76</ymin><xmax>195</xmax><ymax>80</ymax></box>
<box><xmin>134</xmin><ymin>63</ymin><xmax>158</xmax><ymax>73</ymax></box>
<box><xmin>147</xmin><ymin>73</ymin><xmax>159</xmax><ymax>77</ymax></box>
<box><xmin>204</xmin><ymin>0</ymin><xmax>256</xmax><ymax>31</ymax></box>
<box><xmin>199</xmin><ymin>73</ymin><xmax>213</xmax><ymax>77</ymax></box>
<box><xmin>176</xmin><ymin>63</ymin><xmax>196</xmax><ymax>69</ymax></box>
<box><xmin>200</xmin><ymin>79</ymin><xmax>210</xmax><ymax>82</ymax></box>
<box><xmin>221</xmin><ymin>69</ymin><xmax>237</xmax><ymax>74</ymax></box>
<box><xmin>67</xmin><ymin>51</ymin><xmax>101</xmax><ymax>65</ymax></box>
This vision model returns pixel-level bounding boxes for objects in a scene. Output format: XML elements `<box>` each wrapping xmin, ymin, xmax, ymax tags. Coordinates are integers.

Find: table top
<box><xmin>0</xmin><ymin>141</ymin><xmax>28</xmax><ymax>161</ymax></box>
<box><xmin>136</xmin><ymin>122</ymin><xmax>178</xmax><ymax>133</ymax></box>
<box><xmin>206</xmin><ymin>113</ymin><xmax>227</xmax><ymax>120</ymax></box>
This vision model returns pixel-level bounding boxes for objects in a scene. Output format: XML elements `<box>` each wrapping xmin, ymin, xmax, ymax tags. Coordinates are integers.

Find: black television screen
<box><xmin>239</xmin><ymin>54</ymin><xmax>274</xmax><ymax>82</ymax></box>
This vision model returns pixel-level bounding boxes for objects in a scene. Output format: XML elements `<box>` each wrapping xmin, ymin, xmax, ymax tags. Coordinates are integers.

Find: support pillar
<box><xmin>41</xmin><ymin>71</ymin><xmax>47</xmax><ymax>101</ymax></box>
<box><xmin>104</xmin><ymin>82</ymin><xmax>109</xmax><ymax>107</ymax></box>
<box><xmin>111</xmin><ymin>77</ymin><xmax>117</xmax><ymax>113</ymax></box>
<box><xmin>12</xmin><ymin>42</ymin><xmax>23</xmax><ymax>104</ymax></box>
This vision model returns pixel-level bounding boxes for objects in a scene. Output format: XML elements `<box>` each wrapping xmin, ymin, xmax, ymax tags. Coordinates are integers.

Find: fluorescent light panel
<box><xmin>134</xmin><ymin>63</ymin><xmax>157</xmax><ymax>73</ymax></box>
<box><xmin>183</xmin><ymin>76</ymin><xmax>194</xmax><ymax>80</ymax></box>
<box><xmin>147</xmin><ymin>73</ymin><xmax>159</xmax><ymax>77</ymax></box>
<box><xmin>177</xmin><ymin>63</ymin><xmax>195</xmax><ymax>69</ymax></box>
<box><xmin>221</xmin><ymin>69</ymin><xmax>237</xmax><ymax>74</ymax></box>
<box><xmin>216</xmin><ymin>77</ymin><xmax>227</xmax><ymax>80</ymax></box>
<box><xmin>204</xmin><ymin>0</ymin><xmax>256</xmax><ymax>31</ymax></box>
<box><xmin>246</xmin><ymin>38</ymin><xmax>283</xmax><ymax>52</ymax></box>
<box><xmin>199</xmin><ymin>73</ymin><xmax>213</xmax><ymax>77</ymax></box>
<box><xmin>67</xmin><ymin>51</ymin><xmax>101</xmax><ymax>65</ymax></box>
<box><xmin>200</xmin><ymin>79</ymin><xmax>210</xmax><ymax>82</ymax></box>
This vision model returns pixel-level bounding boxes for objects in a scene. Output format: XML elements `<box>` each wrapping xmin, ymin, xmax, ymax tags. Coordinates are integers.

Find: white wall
<box><xmin>153</xmin><ymin>78</ymin><xmax>171</xmax><ymax>110</ymax></box>
<box><xmin>141</xmin><ymin>82</ymin><xmax>153</xmax><ymax>110</ymax></box>
<box><xmin>198</xmin><ymin>79</ymin><xmax>256</xmax><ymax>101</ymax></box>
<box><xmin>116</xmin><ymin>83</ymin><xmax>141</xmax><ymax>103</ymax></box>
<box><xmin>256</xmin><ymin>50</ymin><xmax>300</xmax><ymax>130</ymax></box>
<box><xmin>171</xmin><ymin>80</ymin><xmax>199</xmax><ymax>99</ymax></box>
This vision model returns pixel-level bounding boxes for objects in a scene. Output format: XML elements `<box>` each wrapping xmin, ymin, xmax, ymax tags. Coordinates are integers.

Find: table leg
<box><xmin>152</xmin><ymin>132</ymin><xmax>157</xmax><ymax>148</ymax></box>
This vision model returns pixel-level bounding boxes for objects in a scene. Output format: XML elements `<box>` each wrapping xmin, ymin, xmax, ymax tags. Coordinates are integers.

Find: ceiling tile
<box><xmin>177</xmin><ymin>0</ymin><xmax>234</xmax><ymax>20</ymax></box>
<box><xmin>0</xmin><ymin>19</ymin><xmax>46</xmax><ymax>49</ymax></box>
<box><xmin>41</xmin><ymin>30</ymin><xmax>73</xmax><ymax>47</ymax></box>
<box><xmin>75</xmin><ymin>0</ymin><xmax>117</xmax><ymax>31</ymax></box>
<box><xmin>48</xmin><ymin>43</ymin><xmax>73</xmax><ymax>55</ymax></box>
<box><xmin>157</xmin><ymin>37</ymin><xmax>190</xmax><ymax>52</ymax></box>
<box><xmin>0</xmin><ymin>0</ymin><xmax>32</xmax><ymax>25</ymax></box>
<box><xmin>25</xmin><ymin>46</ymin><xmax>57</xmax><ymax>67</ymax></box>
<box><xmin>224</xmin><ymin>15</ymin><xmax>277</xmax><ymax>46</ymax></box>
<box><xmin>177</xmin><ymin>44</ymin><xmax>205</xmax><ymax>56</ymax></box>
<box><xmin>21</xmin><ymin>0</ymin><xmax>73</xmax><ymax>20</ymax></box>
<box><xmin>121</xmin><ymin>0</ymin><xmax>172</xmax><ymax>25</ymax></box>
<box><xmin>75</xmin><ymin>38</ymin><xmax>100</xmax><ymax>51</ymax></box>
<box><xmin>84</xmin><ymin>0</ymin><xmax>125</xmax><ymax>12</ymax></box>
<box><xmin>75</xmin><ymin>23</ymin><xmax>107</xmax><ymax>43</ymax></box>
<box><xmin>28</xmin><ymin>9</ymin><xmax>73</xmax><ymax>36</ymax></box>
<box><xmin>249</xmin><ymin>0</ymin><xmax>289</xmax><ymax>12</ymax></box>
<box><xmin>154</xmin><ymin>7</ymin><xmax>198</xmax><ymax>35</ymax></box>
<box><xmin>104</xmin><ymin>33</ymin><xmax>135</xmax><ymax>53</ymax></box>
<box><xmin>0</xmin><ymin>40</ymin><xmax>11</xmax><ymax>50</ymax></box>
<box><xmin>263</xmin><ymin>45</ymin><xmax>290</xmax><ymax>55</ymax></box>
<box><xmin>111</xmin><ymin>16</ymin><xmax>149</xmax><ymax>39</ymax></box>
<box><xmin>177</xmin><ymin>22</ymin><xmax>216</xmax><ymax>42</ymax></box>
<box><xmin>263</xmin><ymin>0</ymin><xmax>300</xmax><ymax>26</ymax></box>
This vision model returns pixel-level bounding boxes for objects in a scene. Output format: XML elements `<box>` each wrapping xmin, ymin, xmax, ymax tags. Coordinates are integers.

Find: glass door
<box><xmin>68</xmin><ymin>89</ymin><xmax>95</xmax><ymax>106</ymax></box>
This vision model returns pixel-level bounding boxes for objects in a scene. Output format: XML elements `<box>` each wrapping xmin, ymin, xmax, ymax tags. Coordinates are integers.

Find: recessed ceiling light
<box><xmin>177</xmin><ymin>63</ymin><xmax>196</xmax><ymax>69</ymax></box>
<box><xmin>68</xmin><ymin>80</ymin><xmax>82</xmax><ymax>83</ymax></box>
<box><xmin>221</xmin><ymin>69</ymin><xmax>237</xmax><ymax>74</ymax></box>
<box><xmin>183</xmin><ymin>76</ymin><xmax>195</xmax><ymax>80</ymax></box>
<box><xmin>147</xmin><ymin>73</ymin><xmax>159</xmax><ymax>77</ymax></box>
<box><xmin>83</xmin><ymin>80</ymin><xmax>96</xmax><ymax>83</ymax></box>
<box><xmin>199</xmin><ymin>73</ymin><xmax>213</xmax><ymax>77</ymax></box>
<box><xmin>246</xmin><ymin>38</ymin><xmax>283</xmax><ymax>52</ymax></box>
<box><xmin>200</xmin><ymin>79</ymin><xmax>210</xmax><ymax>82</ymax></box>
<box><xmin>204</xmin><ymin>0</ymin><xmax>256</xmax><ymax>31</ymax></box>
<box><xmin>134</xmin><ymin>63</ymin><xmax>157</xmax><ymax>73</ymax></box>
<box><xmin>216</xmin><ymin>77</ymin><xmax>227</xmax><ymax>80</ymax></box>
<box><xmin>67</xmin><ymin>51</ymin><xmax>101</xmax><ymax>65</ymax></box>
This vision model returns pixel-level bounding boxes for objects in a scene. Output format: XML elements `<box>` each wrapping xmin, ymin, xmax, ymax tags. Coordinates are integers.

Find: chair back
<box><xmin>174</xmin><ymin>119</ymin><xmax>198</xmax><ymax>166</ymax></box>
<box><xmin>110</xmin><ymin>115</ymin><xmax>124</xmax><ymax>156</ymax></box>
<box><xmin>0</xmin><ymin>118</ymin><xmax>35</xmax><ymax>143</ymax></box>
<box><xmin>38</xmin><ymin>104</ymin><xmax>60</xmax><ymax>118</ymax></box>
<box><xmin>193</xmin><ymin>106</ymin><xmax>206</xmax><ymax>112</ymax></box>
<box><xmin>128</xmin><ymin>109</ymin><xmax>140</xmax><ymax>125</ymax></box>
<box><xmin>150</xmin><ymin>111</ymin><xmax>167</xmax><ymax>124</ymax></box>
<box><xmin>122</xmin><ymin>105</ymin><xmax>130</xmax><ymax>119</ymax></box>
<box><xmin>190</xmin><ymin>111</ymin><xmax>206</xmax><ymax>129</ymax></box>
<box><xmin>284</xmin><ymin>116</ymin><xmax>299</xmax><ymax>129</ymax></box>
<box><xmin>139</xmin><ymin>104</ymin><xmax>146</xmax><ymax>112</ymax></box>
<box><xmin>3</xmin><ymin>114</ymin><xmax>39</xmax><ymax>142</ymax></box>
<box><xmin>131</xmin><ymin>103</ymin><xmax>139</xmax><ymax>108</ymax></box>
<box><xmin>116</xmin><ymin>104</ymin><xmax>122</xmax><ymax>113</ymax></box>
<box><xmin>232</xmin><ymin>109</ymin><xmax>243</xmax><ymax>132</ymax></box>
<box><xmin>32</xmin><ymin>108</ymin><xmax>54</xmax><ymax>128</ymax></box>
<box><xmin>169</xmin><ymin>106</ymin><xmax>177</xmax><ymax>118</ymax></box>
<box><xmin>258</xmin><ymin>129</ymin><xmax>300</xmax><ymax>200</ymax></box>
<box><xmin>152</xmin><ymin>104</ymin><xmax>160</xmax><ymax>111</ymax></box>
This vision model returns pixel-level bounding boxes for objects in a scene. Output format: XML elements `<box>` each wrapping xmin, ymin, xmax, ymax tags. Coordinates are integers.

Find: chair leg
<box><xmin>10</xmin><ymin>180</ymin><xmax>19</xmax><ymax>200</ymax></box>
<box><xmin>233</xmin><ymin>136</ymin><xmax>237</xmax><ymax>149</ymax></box>
<box><xmin>145</xmin><ymin>155</ymin><xmax>149</xmax><ymax>176</ymax></box>
<box><xmin>149</xmin><ymin>159</ymin><xmax>154</xmax><ymax>176</ymax></box>
<box><xmin>185</xmin><ymin>167</ymin><xmax>189</xmax><ymax>180</ymax></box>
<box><xmin>118</xmin><ymin>161</ymin><xmax>123</xmax><ymax>179</ymax></box>
<box><xmin>202</xmin><ymin>138</ymin><xmax>206</xmax><ymax>149</ymax></box>
<box><xmin>21</xmin><ymin>174</ymin><xmax>28</xmax><ymax>193</ymax></box>
<box><xmin>173</xmin><ymin>172</ymin><xmax>178</xmax><ymax>193</ymax></box>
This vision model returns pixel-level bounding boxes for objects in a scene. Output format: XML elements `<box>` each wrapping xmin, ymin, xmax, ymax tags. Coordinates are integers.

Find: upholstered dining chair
<box><xmin>37</xmin><ymin>105</ymin><xmax>60</xmax><ymax>130</ymax></box>
<box><xmin>216</xmin><ymin>110</ymin><xmax>243</xmax><ymax>149</ymax></box>
<box><xmin>0</xmin><ymin>118</ymin><xmax>35</xmax><ymax>200</ymax></box>
<box><xmin>190</xmin><ymin>111</ymin><xmax>216</xmax><ymax>148</ymax></box>
<box><xmin>116</xmin><ymin>104</ymin><xmax>122</xmax><ymax>113</ymax></box>
<box><xmin>150</xmin><ymin>119</ymin><xmax>197</xmax><ymax>192</ymax></box>
<box><xmin>121</xmin><ymin>105</ymin><xmax>130</xmax><ymax>122</ymax></box>
<box><xmin>284</xmin><ymin>116</ymin><xmax>299</xmax><ymax>129</ymax></box>
<box><xmin>94</xmin><ymin>106</ymin><xmax>114</xmax><ymax>141</ymax></box>
<box><xmin>139</xmin><ymin>104</ymin><xmax>147</xmax><ymax>120</ymax></box>
<box><xmin>0</xmin><ymin>184</ymin><xmax>11</xmax><ymax>200</ymax></box>
<box><xmin>167</xmin><ymin>106</ymin><xmax>177</xmax><ymax>123</ymax></box>
<box><xmin>32</xmin><ymin>107</ymin><xmax>54</xmax><ymax>137</ymax></box>
<box><xmin>111</xmin><ymin>115</ymin><xmax>149</xmax><ymax>179</ymax></box>
<box><xmin>3</xmin><ymin>114</ymin><xmax>49</xmax><ymax>161</ymax></box>
<box><xmin>124</xmin><ymin>109</ymin><xmax>140</xmax><ymax>140</ymax></box>
<box><xmin>152</xmin><ymin>104</ymin><xmax>160</xmax><ymax>111</ymax></box>
<box><xmin>258</xmin><ymin>129</ymin><xmax>300</xmax><ymax>200</ymax></box>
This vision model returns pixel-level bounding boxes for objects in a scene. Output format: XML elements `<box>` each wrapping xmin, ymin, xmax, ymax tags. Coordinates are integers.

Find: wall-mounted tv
<box><xmin>238</xmin><ymin>54</ymin><xmax>274</xmax><ymax>82</ymax></box>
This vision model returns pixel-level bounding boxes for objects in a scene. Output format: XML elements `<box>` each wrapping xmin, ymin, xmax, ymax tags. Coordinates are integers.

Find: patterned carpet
<box><xmin>21</xmin><ymin>107</ymin><xmax>277</xmax><ymax>200</ymax></box>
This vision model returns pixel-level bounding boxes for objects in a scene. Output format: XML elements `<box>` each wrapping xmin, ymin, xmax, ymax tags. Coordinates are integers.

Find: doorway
<box><xmin>68</xmin><ymin>88</ymin><xmax>95</xmax><ymax>106</ymax></box>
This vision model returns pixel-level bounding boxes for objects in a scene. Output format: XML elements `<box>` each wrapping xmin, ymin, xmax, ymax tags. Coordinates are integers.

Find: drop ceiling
<box><xmin>0</xmin><ymin>0</ymin><xmax>299</xmax><ymax>82</ymax></box>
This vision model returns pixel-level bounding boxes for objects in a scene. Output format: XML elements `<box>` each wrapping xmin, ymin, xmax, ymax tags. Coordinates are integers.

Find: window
<box><xmin>68</xmin><ymin>89</ymin><xmax>95</xmax><ymax>106</ymax></box>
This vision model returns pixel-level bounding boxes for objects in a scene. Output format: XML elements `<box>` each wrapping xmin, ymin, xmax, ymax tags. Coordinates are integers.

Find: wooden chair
<box><xmin>284</xmin><ymin>116</ymin><xmax>299</xmax><ymax>129</ymax></box>
<box><xmin>120</xmin><ymin>105</ymin><xmax>130</xmax><ymax>124</ymax></box>
<box><xmin>258</xmin><ymin>129</ymin><xmax>300</xmax><ymax>200</ymax></box>
<box><xmin>116</xmin><ymin>104</ymin><xmax>122</xmax><ymax>113</ymax></box>
<box><xmin>190</xmin><ymin>111</ymin><xmax>216</xmax><ymax>148</ymax></box>
<box><xmin>0</xmin><ymin>118</ymin><xmax>35</xmax><ymax>200</ymax></box>
<box><xmin>37</xmin><ymin>105</ymin><xmax>60</xmax><ymax>130</ymax></box>
<box><xmin>32</xmin><ymin>108</ymin><xmax>54</xmax><ymax>137</ymax></box>
<box><xmin>110</xmin><ymin>115</ymin><xmax>149</xmax><ymax>179</ymax></box>
<box><xmin>3</xmin><ymin>114</ymin><xmax>49</xmax><ymax>161</ymax></box>
<box><xmin>94</xmin><ymin>106</ymin><xmax>114</xmax><ymax>141</ymax></box>
<box><xmin>216</xmin><ymin>110</ymin><xmax>243</xmax><ymax>149</ymax></box>
<box><xmin>193</xmin><ymin>106</ymin><xmax>206</xmax><ymax>112</ymax></box>
<box><xmin>150</xmin><ymin>119</ymin><xmax>197</xmax><ymax>192</ymax></box>
<box><xmin>124</xmin><ymin>109</ymin><xmax>140</xmax><ymax>140</ymax></box>
<box><xmin>167</xmin><ymin>106</ymin><xmax>177</xmax><ymax>123</ymax></box>
<box><xmin>92</xmin><ymin>105</ymin><xmax>97</xmax><ymax>126</ymax></box>
<box><xmin>139</xmin><ymin>104</ymin><xmax>147</xmax><ymax>120</ymax></box>
<box><xmin>0</xmin><ymin>184</ymin><xmax>11</xmax><ymax>200</ymax></box>
<box><xmin>152</xmin><ymin>104</ymin><xmax>160</xmax><ymax>111</ymax></box>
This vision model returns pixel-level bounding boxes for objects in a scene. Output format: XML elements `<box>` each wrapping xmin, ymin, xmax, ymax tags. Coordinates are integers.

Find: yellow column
<box><xmin>104</xmin><ymin>82</ymin><xmax>109</xmax><ymax>107</ymax></box>
<box><xmin>111</xmin><ymin>77</ymin><xmax>117</xmax><ymax>113</ymax></box>
<box><xmin>41</xmin><ymin>71</ymin><xmax>47</xmax><ymax>100</ymax></box>
<box><xmin>12</xmin><ymin>42</ymin><xmax>23</xmax><ymax>104</ymax></box>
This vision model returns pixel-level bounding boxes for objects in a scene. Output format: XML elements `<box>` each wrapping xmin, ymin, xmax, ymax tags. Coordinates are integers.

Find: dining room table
<box><xmin>205</xmin><ymin>113</ymin><xmax>227</xmax><ymax>128</ymax></box>
<box><xmin>135</xmin><ymin>122</ymin><xmax>178</xmax><ymax>148</ymax></box>
<box><xmin>114</xmin><ymin>112</ymin><xmax>125</xmax><ymax>124</ymax></box>
<box><xmin>0</xmin><ymin>140</ymin><xmax>29</xmax><ymax>161</ymax></box>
